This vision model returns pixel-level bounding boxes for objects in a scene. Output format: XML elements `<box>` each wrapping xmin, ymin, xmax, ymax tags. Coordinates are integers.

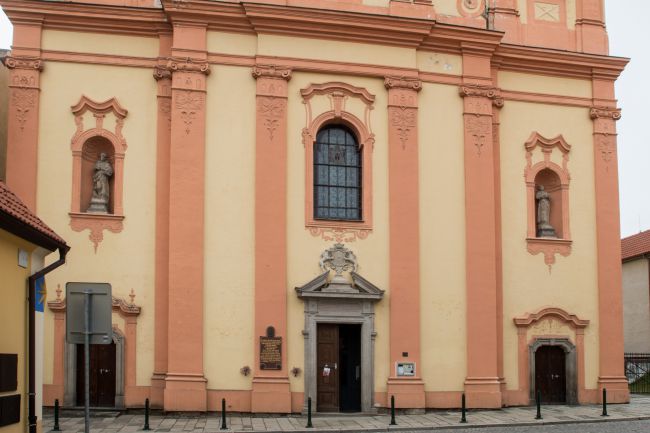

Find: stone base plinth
<box><xmin>150</xmin><ymin>373</ymin><xmax>166</xmax><ymax>408</ymax></box>
<box><xmin>386</xmin><ymin>377</ymin><xmax>426</xmax><ymax>409</ymax></box>
<box><xmin>251</xmin><ymin>376</ymin><xmax>292</xmax><ymax>413</ymax></box>
<box><xmin>464</xmin><ymin>377</ymin><xmax>502</xmax><ymax>408</ymax></box>
<box><xmin>598</xmin><ymin>376</ymin><xmax>630</xmax><ymax>403</ymax></box>
<box><xmin>163</xmin><ymin>373</ymin><xmax>207</xmax><ymax>411</ymax></box>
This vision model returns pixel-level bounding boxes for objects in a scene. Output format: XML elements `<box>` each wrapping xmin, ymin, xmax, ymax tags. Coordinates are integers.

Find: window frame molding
<box><xmin>301</xmin><ymin>82</ymin><xmax>375</xmax><ymax>241</ymax></box>
<box><xmin>69</xmin><ymin>95</ymin><xmax>128</xmax><ymax>252</ymax></box>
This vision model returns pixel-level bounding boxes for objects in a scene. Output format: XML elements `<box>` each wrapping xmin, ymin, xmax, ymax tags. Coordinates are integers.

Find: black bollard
<box><xmin>143</xmin><ymin>398</ymin><xmax>150</xmax><ymax>431</ymax></box>
<box><xmin>306</xmin><ymin>397</ymin><xmax>313</xmax><ymax>428</ymax></box>
<box><xmin>602</xmin><ymin>388</ymin><xmax>609</xmax><ymax>417</ymax></box>
<box><xmin>535</xmin><ymin>390</ymin><xmax>542</xmax><ymax>420</ymax></box>
<box><xmin>460</xmin><ymin>393</ymin><xmax>467</xmax><ymax>423</ymax></box>
<box><xmin>52</xmin><ymin>399</ymin><xmax>61</xmax><ymax>431</ymax></box>
<box><xmin>221</xmin><ymin>398</ymin><xmax>227</xmax><ymax>430</ymax></box>
<box><xmin>390</xmin><ymin>395</ymin><xmax>397</xmax><ymax>426</ymax></box>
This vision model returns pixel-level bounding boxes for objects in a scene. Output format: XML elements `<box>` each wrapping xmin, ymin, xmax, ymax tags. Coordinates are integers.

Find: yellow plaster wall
<box><xmin>498</xmin><ymin>71</ymin><xmax>592</xmax><ymax>99</ymax></box>
<box><xmin>499</xmin><ymin>101</ymin><xmax>599</xmax><ymax>391</ymax></box>
<box><xmin>42</xmin><ymin>30</ymin><xmax>158</xmax><ymax>58</ymax></box>
<box><xmin>434</xmin><ymin>0</ymin><xmax>461</xmax><ymax>16</ymax></box>
<box><xmin>203</xmin><ymin>65</ymin><xmax>256</xmax><ymax>390</ymax></box>
<box><xmin>37</xmin><ymin>62</ymin><xmax>157</xmax><ymax>387</ymax></box>
<box><xmin>207</xmin><ymin>32</ymin><xmax>257</xmax><ymax>57</ymax></box>
<box><xmin>286</xmin><ymin>72</ymin><xmax>390</xmax><ymax>393</ymax></box>
<box><xmin>0</xmin><ymin>230</ymin><xmax>35</xmax><ymax>433</ymax></box>
<box><xmin>418</xmin><ymin>83</ymin><xmax>466</xmax><ymax>391</ymax></box>
<box><xmin>257</xmin><ymin>34</ymin><xmax>416</xmax><ymax>69</ymax></box>
<box><xmin>416</xmin><ymin>51</ymin><xmax>462</xmax><ymax>75</ymax></box>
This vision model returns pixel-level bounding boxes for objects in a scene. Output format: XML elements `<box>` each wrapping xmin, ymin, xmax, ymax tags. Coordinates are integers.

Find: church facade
<box><xmin>0</xmin><ymin>0</ymin><xmax>629</xmax><ymax>413</ymax></box>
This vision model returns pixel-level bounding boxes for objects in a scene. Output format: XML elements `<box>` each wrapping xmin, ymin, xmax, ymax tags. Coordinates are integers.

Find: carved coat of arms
<box><xmin>319</xmin><ymin>243</ymin><xmax>357</xmax><ymax>277</ymax></box>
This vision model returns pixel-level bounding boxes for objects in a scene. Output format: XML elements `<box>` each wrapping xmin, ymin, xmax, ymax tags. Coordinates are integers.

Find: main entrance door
<box><xmin>76</xmin><ymin>342</ymin><xmax>116</xmax><ymax>407</ymax></box>
<box><xmin>317</xmin><ymin>324</ymin><xmax>361</xmax><ymax>412</ymax></box>
<box><xmin>535</xmin><ymin>345</ymin><xmax>566</xmax><ymax>404</ymax></box>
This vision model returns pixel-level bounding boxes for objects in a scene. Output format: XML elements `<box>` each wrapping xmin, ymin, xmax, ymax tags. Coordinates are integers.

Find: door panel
<box><xmin>76</xmin><ymin>343</ymin><xmax>116</xmax><ymax>407</ymax></box>
<box><xmin>317</xmin><ymin>324</ymin><xmax>339</xmax><ymax>412</ymax></box>
<box><xmin>535</xmin><ymin>345</ymin><xmax>566</xmax><ymax>404</ymax></box>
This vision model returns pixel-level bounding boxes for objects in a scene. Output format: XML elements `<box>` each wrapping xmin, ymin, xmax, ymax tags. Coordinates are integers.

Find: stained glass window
<box><xmin>314</xmin><ymin>125</ymin><xmax>362</xmax><ymax>221</ymax></box>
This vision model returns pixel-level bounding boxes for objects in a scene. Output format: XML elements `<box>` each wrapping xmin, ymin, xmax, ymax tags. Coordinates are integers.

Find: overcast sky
<box><xmin>0</xmin><ymin>3</ymin><xmax>647</xmax><ymax>237</ymax></box>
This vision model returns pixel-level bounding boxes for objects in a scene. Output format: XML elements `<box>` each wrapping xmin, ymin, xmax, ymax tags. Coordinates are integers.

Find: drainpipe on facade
<box><xmin>27</xmin><ymin>245</ymin><xmax>70</xmax><ymax>433</ymax></box>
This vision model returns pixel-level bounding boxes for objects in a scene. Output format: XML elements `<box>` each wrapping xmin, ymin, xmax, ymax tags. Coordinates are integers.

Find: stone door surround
<box><xmin>296</xmin><ymin>266</ymin><xmax>384</xmax><ymax>413</ymax></box>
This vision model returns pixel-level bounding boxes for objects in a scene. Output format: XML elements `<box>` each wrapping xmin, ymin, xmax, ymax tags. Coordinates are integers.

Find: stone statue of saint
<box><xmin>87</xmin><ymin>152</ymin><xmax>113</xmax><ymax>213</ymax></box>
<box><xmin>536</xmin><ymin>185</ymin><xmax>557</xmax><ymax>237</ymax></box>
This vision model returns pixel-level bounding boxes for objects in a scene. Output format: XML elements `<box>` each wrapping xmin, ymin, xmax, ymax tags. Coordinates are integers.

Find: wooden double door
<box><xmin>317</xmin><ymin>324</ymin><xmax>362</xmax><ymax>412</ymax></box>
<box><xmin>535</xmin><ymin>345</ymin><xmax>566</xmax><ymax>404</ymax></box>
<box><xmin>76</xmin><ymin>342</ymin><xmax>116</xmax><ymax>407</ymax></box>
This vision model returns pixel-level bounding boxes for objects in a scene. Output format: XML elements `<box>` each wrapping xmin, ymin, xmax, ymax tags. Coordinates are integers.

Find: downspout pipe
<box><xmin>27</xmin><ymin>245</ymin><xmax>70</xmax><ymax>433</ymax></box>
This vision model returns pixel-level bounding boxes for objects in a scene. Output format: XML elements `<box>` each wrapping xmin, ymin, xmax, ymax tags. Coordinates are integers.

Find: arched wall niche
<box><xmin>80</xmin><ymin>136</ymin><xmax>116</xmax><ymax>214</ymax></box>
<box><xmin>523</xmin><ymin>132</ymin><xmax>572</xmax><ymax>271</ymax></box>
<box><xmin>69</xmin><ymin>96</ymin><xmax>128</xmax><ymax>252</ymax></box>
<box><xmin>301</xmin><ymin>82</ymin><xmax>375</xmax><ymax>243</ymax></box>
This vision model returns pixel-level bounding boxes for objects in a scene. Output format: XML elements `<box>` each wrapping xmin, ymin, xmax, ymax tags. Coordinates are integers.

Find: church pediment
<box><xmin>295</xmin><ymin>244</ymin><xmax>384</xmax><ymax>301</ymax></box>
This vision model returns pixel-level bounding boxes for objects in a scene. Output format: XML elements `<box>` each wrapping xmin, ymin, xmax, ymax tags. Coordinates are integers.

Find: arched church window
<box><xmin>313</xmin><ymin>125</ymin><xmax>362</xmax><ymax>221</ymax></box>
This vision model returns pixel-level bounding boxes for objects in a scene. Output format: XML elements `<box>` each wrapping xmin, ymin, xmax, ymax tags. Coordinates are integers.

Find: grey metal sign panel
<box><xmin>66</xmin><ymin>283</ymin><xmax>112</xmax><ymax>345</ymax></box>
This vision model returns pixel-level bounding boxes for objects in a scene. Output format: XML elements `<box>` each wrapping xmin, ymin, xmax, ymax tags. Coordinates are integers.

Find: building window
<box><xmin>314</xmin><ymin>125</ymin><xmax>362</xmax><ymax>221</ymax></box>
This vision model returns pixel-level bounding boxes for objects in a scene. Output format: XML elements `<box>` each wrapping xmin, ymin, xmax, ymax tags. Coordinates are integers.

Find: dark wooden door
<box><xmin>317</xmin><ymin>324</ymin><xmax>339</xmax><ymax>412</ymax></box>
<box><xmin>76</xmin><ymin>343</ymin><xmax>116</xmax><ymax>407</ymax></box>
<box><xmin>535</xmin><ymin>345</ymin><xmax>566</xmax><ymax>404</ymax></box>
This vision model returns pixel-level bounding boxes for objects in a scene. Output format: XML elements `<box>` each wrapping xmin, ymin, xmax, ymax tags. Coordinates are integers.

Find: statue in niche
<box><xmin>536</xmin><ymin>185</ymin><xmax>557</xmax><ymax>238</ymax></box>
<box><xmin>87</xmin><ymin>152</ymin><xmax>113</xmax><ymax>213</ymax></box>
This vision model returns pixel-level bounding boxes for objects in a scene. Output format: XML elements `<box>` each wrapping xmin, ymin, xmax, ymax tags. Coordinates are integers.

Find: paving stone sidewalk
<box><xmin>43</xmin><ymin>395</ymin><xmax>650</xmax><ymax>433</ymax></box>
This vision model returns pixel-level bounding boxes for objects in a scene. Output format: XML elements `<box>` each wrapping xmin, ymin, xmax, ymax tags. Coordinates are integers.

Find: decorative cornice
<box><xmin>252</xmin><ymin>65</ymin><xmax>292</xmax><ymax>81</ymax></box>
<box><xmin>166</xmin><ymin>57</ymin><xmax>210</xmax><ymax>75</ymax></box>
<box><xmin>301</xmin><ymin>82</ymin><xmax>375</xmax><ymax>105</ymax></box>
<box><xmin>71</xmin><ymin>95</ymin><xmax>128</xmax><ymax>119</ymax></box>
<box><xmin>384</xmin><ymin>76</ymin><xmax>422</xmax><ymax>92</ymax></box>
<box><xmin>524</xmin><ymin>132</ymin><xmax>571</xmax><ymax>154</ymax></box>
<box><xmin>2</xmin><ymin>55</ymin><xmax>43</xmax><ymax>71</ymax></box>
<box><xmin>153</xmin><ymin>64</ymin><xmax>173</xmax><ymax>81</ymax></box>
<box><xmin>514</xmin><ymin>306</ymin><xmax>589</xmax><ymax>329</ymax></box>
<box><xmin>590</xmin><ymin>106</ymin><xmax>621</xmax><ymax>121</ymax></box>
<box><xmin>459</xmin><ymin>84</ymin><xmax>504</xmax><ymax>107</ymax></box>
<box><xmin>47</xmin><ymin>292</ymin><xmax>142</xmax><ymax>318</ymax></box>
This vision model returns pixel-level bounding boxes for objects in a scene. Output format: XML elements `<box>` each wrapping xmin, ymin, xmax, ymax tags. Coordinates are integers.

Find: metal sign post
<box><xmin>66</xmin><ymin>283</ymin><xmax>112</xmax><ymax>433</ymax></box>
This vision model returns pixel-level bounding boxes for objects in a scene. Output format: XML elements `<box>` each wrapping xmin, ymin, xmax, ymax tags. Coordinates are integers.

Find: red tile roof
<box><xmin>622</xmin><ymin>229</ymin><xmax>650</xmax><ymax>261</ymax></box>
<box><xmin>0</xmin><ymin>181</ymin><xmax>67</xmax><ymax>247</ymax></box>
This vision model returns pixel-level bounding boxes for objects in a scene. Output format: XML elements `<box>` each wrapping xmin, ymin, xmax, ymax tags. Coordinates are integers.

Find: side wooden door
<box><xmin>76</xmin><ymin>343</ymin><xmax>116</xmax><ymax>407</ymax></box>
<box><xmin>317</xmin><ymin>324</ymin><xmax>339</xmax><ymax>412</ymax></box>
<box><xmin>535</xmin><ymin>345</ymin><xmax>566</xmax><ymax>403</ymax></box>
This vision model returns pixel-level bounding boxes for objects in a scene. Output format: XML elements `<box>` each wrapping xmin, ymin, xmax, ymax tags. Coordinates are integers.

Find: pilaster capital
<box><xmin>590</xmin><ymin>106</ymin><xmax>621</xmax><ymax>121</ymax></box>
<box><xmin>459</xmin><ymin>84</ymin><xmax>504</xmax><ymax>107</ymax></box>
<box><xmin>153</xmin><ymin>64</ymin><xmax>173</xmax><ymax>81</ymax></box>
<box><xmin>252</xmin><ymin>64</ymin><xmax>292</xmax><ymax>81</ymax></box>
<box><xmin>2</xmin><ymin>55</ymin><xmax>43</xmax><ymax>71</ymax></box>
<box><xmin>384</xmin><ymin>76</ymin><xmax>422</xmax><ymax>92</ymax></box>
<box><xmin>166</xmin><ymin>57</ymin><xmax>210</xmax><ymax>75</ymax></box>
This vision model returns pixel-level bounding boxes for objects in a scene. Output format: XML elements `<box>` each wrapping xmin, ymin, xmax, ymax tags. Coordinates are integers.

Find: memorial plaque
<box><xmin>260</xmin><ymin>336</ymin><xmax>282</xmax><ymax>370</ymax></box>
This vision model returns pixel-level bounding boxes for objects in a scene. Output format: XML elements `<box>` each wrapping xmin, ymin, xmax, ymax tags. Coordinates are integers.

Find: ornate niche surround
<box><xmin>523</xmin><ymin>132</ymin><xmax>572</xmax><ymax>270</ymax></box>
<box><xmin>301</xmin><ymin>82</ymin><xmax>375</xmax><ymax>243</ymax></box>
<box><xmin>69</xmin><ymin>96</ymin><xmax>128</xmax><ymax>252</ymax></box>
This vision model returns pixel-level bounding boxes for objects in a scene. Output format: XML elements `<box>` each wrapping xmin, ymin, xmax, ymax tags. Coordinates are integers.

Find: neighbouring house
<box><xmin>0</xmin><ymin>0</ymin><xmax>630</xmax><ymax>413</ymax></box>
<box><xmin>0</xmin><ymin>181</ymin><xmax>68</xmax><ymax>433</ymax></box>
<box><xmin>622</xmin><ymin>230</ymin><xmax>650</xmax><ymax>354</ymax></box>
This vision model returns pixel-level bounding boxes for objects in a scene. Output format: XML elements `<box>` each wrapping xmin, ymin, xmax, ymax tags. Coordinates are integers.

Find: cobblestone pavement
<box><xmin>43</xmin><ymin>395</ymin><xmax>650</xmax><ymax>433</ymax></box>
